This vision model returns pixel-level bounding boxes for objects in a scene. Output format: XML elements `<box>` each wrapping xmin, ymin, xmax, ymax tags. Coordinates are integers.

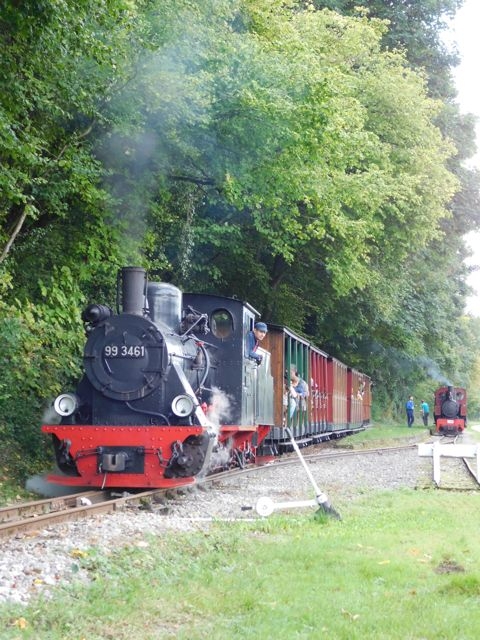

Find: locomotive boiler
<box><xmin>42</xmin><ymin>267</ymin><xmax>274</xmax><ymax>489</ymax></box>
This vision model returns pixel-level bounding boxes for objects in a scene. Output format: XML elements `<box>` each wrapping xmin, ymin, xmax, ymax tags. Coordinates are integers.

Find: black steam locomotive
<box><xmin>43</xmin><ymin>266</ymin><xmax>274</xmax><ymax>488</ymax></box>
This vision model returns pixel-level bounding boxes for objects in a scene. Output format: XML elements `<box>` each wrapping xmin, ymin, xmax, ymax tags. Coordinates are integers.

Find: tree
<box><xmin>0</xmin><ymin>0</ymin><xmax>477</xmax><ymax>444</ymax></box>
<box><xmin>0</xmin><ymin>1</ymin><xmax>154</xmax><ymax>277</ymax></box>
<box><xmin>309</xmin><ymin>0</ymin><xmax>463</xmax><ymax>94</ymax></box>
<box><xmin>102</xmin><ymin>4</ymin><xmax>457</xmax><ymax>315</ymax></box>
<box><xmin>0</xmin><ymin>0</ymin><xmax>154</xmax><ymax>470</ymax></box>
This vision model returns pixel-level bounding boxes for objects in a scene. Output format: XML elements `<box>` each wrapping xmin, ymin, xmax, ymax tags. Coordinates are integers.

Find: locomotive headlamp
<box><xmin>171</xmin><ymin>394</ymin><xmax>195</xmax><ymax>417</ymax></box>
<box><xmin>54</xmin><ymin>393</ymin><xmax>79</xmax><ymax>417</ymax></box>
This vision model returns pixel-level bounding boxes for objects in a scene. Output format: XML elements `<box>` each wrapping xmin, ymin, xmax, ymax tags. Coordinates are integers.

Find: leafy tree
<box><xmin>308</xmin><ymin>0</ymin><xmax>463</xmax><ymax>95</ymax></box>
<box><xmin>295</xmin><ymin>1</ymin><xmax>480</xmax><ymax>415</ymax></box>
<box><xmin>0</xmin><ymin>0</ymin><xmax>152</xmax><ymax>468</ymax></box>
<box><xmin>103</xmin><ymin>4</ymin><xmax>457</xmax><ymax>312</ymax></box>
<box><xmin>0</xmin><ymin>0</ymin><xmax>156</xmax><ymax>283</ymax></box>
<box><xmin>0</xmin><ymin>0</ymin><xmax>478</xmax><ymax>450</ymax></box>
<box><xmin>0</xmin><ymin>267</ymin><xmax>85</xmax><ymax>476</ymax></box>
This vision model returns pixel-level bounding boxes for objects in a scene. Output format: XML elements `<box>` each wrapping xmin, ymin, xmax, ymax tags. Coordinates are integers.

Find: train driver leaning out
<box><xmin>246</xmin><ymin>321</ymin><xmax>268</xmax><ymax>364</ymax></box>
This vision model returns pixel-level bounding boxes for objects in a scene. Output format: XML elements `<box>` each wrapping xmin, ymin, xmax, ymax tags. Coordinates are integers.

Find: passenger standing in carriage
<box><xmin>290</xmin><ymin>369</ymin><xmax>308</xmax><ymax>399</ymax></box>
<box><xmin>246</xmin><ymin>321</ymin><xmax>268</xmax><ymax>364</ymax></box>
<box><xmin>290</xmin><ymin>368</ymin><xmax>309</xmax><ymax>425</ymax></box>
<box><xmin>283</xmin><ymin>380</ymin><xmax>297</xmax><ymax>425</ymax></box>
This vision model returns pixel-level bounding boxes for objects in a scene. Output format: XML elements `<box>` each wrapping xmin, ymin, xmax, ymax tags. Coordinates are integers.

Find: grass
<box><xmin>337</xmin><ymin>423</ymin><xmax>429</xmax><ymax>448</ymax></box>
<box><xmin>338</xmin><ymin>421</ymin><xmax>480</xmax><ymax>447</ymax></box>
<box><xmin>1</xmin><ymin>490</ymin><xmax>480</xmax><ymax>639</ymax></box>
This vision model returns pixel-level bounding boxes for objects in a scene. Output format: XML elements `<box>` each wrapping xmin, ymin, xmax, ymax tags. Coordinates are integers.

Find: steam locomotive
<box><xmin>42</xmin><ymin>267</ymin><xmax>371</xmax><ymax>489</ymax></box>
<box><xmin>432</xmin><ymin>385</ymin><xmax>467</xmax><ymax>435</ymax></box>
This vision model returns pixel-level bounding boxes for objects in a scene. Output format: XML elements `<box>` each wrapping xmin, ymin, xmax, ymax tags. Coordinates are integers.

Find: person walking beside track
<box><xmin>405</xmin><ymin>395</ymin><xmax>415</xmax><ymax>428</ymax></box>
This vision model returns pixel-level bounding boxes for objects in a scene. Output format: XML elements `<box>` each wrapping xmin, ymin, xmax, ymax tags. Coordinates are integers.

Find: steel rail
<box><xmin>0</xmin><ymin>489</ymin><xmax>173</xmax><ymax>539</ymax></box>
<box><xmin>0</xmin><ymin>491</ymin><xmax>106</xmax><ymax>524</ymax></box>
<box><xmin>462</xmin><ymin>457</ymin><xmax>480</xmax><ymax>486</ymax></box>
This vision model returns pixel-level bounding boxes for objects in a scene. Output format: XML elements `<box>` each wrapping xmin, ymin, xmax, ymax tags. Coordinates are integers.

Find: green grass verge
<box><xmin>1</xmin><ymin>489</ymin><xmax>480</xmax><ymax>639</ymax></box>
<box><xmin>336</xmin><ymin>423</ymin><xmax>430</xmax><ymax>448</ymax></box>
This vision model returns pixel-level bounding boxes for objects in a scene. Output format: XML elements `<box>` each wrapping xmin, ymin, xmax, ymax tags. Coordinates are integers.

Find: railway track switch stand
<box><xmin>255</xmin><ymin>428</ymin><xmax>341</xmax><ymax>519</ymax></box>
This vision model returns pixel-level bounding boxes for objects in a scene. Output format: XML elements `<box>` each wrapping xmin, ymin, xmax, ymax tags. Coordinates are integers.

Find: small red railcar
<box><xmin>433</xmin><ymin>386</ymin><xmax>467</xmax><ymax>435</ymax></box>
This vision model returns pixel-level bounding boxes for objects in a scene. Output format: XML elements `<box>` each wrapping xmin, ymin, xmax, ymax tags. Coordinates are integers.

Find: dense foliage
<box><xmin>1</xmin><ymin>0</ymin><xmax>480</xmax><ymax>474</ymax></box>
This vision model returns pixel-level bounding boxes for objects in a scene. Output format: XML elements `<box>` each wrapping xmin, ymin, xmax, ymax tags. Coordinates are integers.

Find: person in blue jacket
<box><xmin>405</xmin><ymin>395</ymin><xmax>415</xmax><ymax>427</ymax></box>
<box><xmin>246</xmin><ymin>321</ymin><xmax>268</xmax><ymax>364</ymax></box>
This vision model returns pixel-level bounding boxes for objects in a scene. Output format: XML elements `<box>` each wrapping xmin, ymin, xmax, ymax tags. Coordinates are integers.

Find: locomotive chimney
<box><xmin>119</xmin><ymin>267</ymin><xmax>147</xmax><ymax>316</ymax></box>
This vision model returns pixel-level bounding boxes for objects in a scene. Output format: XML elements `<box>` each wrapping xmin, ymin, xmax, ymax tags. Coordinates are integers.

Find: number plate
<box><xmin>104</xmin><ymin>345</ymin><xmax>146</xmax><ymax>358</ymax></box>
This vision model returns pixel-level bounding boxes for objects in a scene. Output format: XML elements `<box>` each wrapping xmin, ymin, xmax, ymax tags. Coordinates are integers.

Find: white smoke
<box><xmin>205</xmin><ymin>386</ymin><xmax>233</xmax><ymax>435</ymax></box>
<box><xmin>41</xmin><ymin>402</ymin><xmax>61</xmax><ymax>425</ymax></box>
<box><xmin>208</xmin><ymin>446</ymin><xmax>232</xmax><ymax>473</ymax></box>
<box><xmin>26</xmin><ymin>474</ymin><xmax>89</xmax><ymax>497</ymax></box>
<box><xmin>416</xmin><ymin>356</ymin><xmax>453</xmax><ymax>386</ymax></box>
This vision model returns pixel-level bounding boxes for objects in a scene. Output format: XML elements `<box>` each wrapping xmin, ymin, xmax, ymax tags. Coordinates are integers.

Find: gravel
<box><xmin>0</xmin><ymin>445</ymin><xmax>433</xmax><ymax>606</ymax></box>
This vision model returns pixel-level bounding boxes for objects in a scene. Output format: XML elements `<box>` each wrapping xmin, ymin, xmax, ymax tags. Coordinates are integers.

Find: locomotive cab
<box><xmin>183</xmin><ymin>292</ymin><xmax>274</xmax><ymax>428</ymax></box>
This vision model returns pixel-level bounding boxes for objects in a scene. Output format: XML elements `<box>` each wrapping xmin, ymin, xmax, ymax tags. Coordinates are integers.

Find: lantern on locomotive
<box><xmin>432</xmin><ymin>385</ymin><xmax>467</xmax><ymax>435</ymax></box>
<box><xmin>42</xmin><ymin>267</ymin><xmax>218</xmax><ymax>488</ymax></box>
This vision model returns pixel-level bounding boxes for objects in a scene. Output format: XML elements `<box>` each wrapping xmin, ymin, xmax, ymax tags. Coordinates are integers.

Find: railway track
<box><xmin>433</xmin><ymin>455</ymin><xmax>480</xmax><ymax>490</ymax></box>
<box><xmin>419</xmin><ymin>432</ymin><xmax>480</xmax><ymax>490</ymax></box>
<box><xmin>0</xmin><ymin>488</ymin><xmax>175</xmax><ymax>539</ymax></box>
<box><xmin>0</xmin><ymin>443</ymin><xmax>418</xmax><ymax>540</ymax></box>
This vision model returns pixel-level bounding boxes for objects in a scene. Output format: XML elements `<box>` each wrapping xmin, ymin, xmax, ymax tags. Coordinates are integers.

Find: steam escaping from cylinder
<box><xmin>205</xmin><ymin>386</ymin><xmax>233</xmax><ymax>435</ymax></box>
<box><xmin>42</xmin><ymin>403</ymin><xmax>61</xmax><ymax>425</ymax></box>
<box><xmin>207</xmin><ymin>446</ymin><xmax>231</xmax><ymax>474</ymax></box>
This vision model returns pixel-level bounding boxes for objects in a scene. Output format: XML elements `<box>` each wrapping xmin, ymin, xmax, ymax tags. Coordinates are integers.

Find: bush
<box><xmin>0</xmin><ymin>267</ymin><xmax>85</xmax><ymax>479</ymax></box>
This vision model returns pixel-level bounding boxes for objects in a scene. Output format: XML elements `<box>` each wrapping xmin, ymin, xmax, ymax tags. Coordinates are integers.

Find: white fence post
<box><xmin>433</xmin><ymin>441</ymin><xmax>441</xmax><ymax>485</ymax></box>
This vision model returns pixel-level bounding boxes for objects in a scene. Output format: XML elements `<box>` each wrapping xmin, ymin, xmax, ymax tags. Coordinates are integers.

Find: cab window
<box><xmin>211</xmin><ymin>309</ymin><xmax>234</xmax><ymax>339</ymax></box>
